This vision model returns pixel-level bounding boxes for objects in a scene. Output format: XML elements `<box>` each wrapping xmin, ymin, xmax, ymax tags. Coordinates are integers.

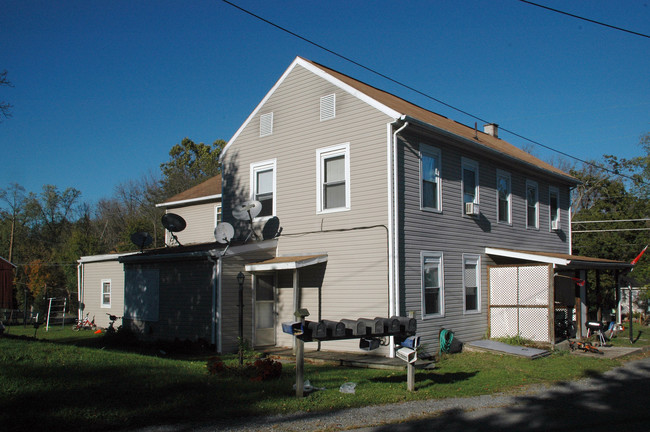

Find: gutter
<box><xmin>155</xmin><ymin>194</ymin><xmax>222</xmax><ymax>208</ymax></box>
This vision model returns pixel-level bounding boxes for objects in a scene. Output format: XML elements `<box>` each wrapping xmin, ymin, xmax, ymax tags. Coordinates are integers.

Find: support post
<box><xmin>296</xmin><ymin>330</ymin><xmax>304</xmax><ymax>398</ymax></box>
<box><xmin>629</xmin><ymin>285</ymin><xmax>634</xmax><ymax>344</ymax></box>
<box><xmin>407</xmin><ymin>362</ymin><xmax>415</xmax><ymax>391</ymax></box>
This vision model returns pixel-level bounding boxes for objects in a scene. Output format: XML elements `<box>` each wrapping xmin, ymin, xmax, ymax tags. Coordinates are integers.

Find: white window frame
<box><xmin>549</xmin><ymin>186</ymin><xmax>560</xmax><ymax>231</ymax></box>
<box><xmin>214</xmin><ymin>204</ymin><xmax>222</xmax><ymax>227</ymax></box>
<box><xmin>462</xmin><ymin>254</ymin><xmax>481</xmax><ymax>314</ymax></box>
<box><xmin>259</xmin><ymin>112</ymin><xmax>273</xmax><ymax>137</ymax></box>
<box><xmin>101</xmin><ymin>279</ymin><xmax>111</xmax><ymax>308</ymax></box>
<box><xmin>419</xmin><ymin>144</ymin><xmax>442</xmax><ymax>212</ymax></box>
<box><xmin>250</xmin><ymin>159</ymin><xmax>276</xmax><ymax>219</ymax></box>
<box><xmin>526</xmin><ymin>180</ymin><xmax>539</xmax><ymax>230</ymax></box>
<box><xmin>421</xmin><ymin>251</ymin><xmax>444</xmax><ymax>319</ymax></box>
<box><xmin>316</xmin><ymin>143</ymin><xmax>350</xmax><ymax>213</ymax></box>
<box><xmin>461</xmin><ymin>158</ymin><xmax>479</xmax><ymax>214</ymax></box>
<box><xmin>496</xmin><ymin>170</ymin><xmax>511</xmax><ymax>225</ymax></box>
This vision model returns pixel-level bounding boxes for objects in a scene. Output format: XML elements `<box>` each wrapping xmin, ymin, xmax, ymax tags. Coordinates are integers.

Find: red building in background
<box><xmin>0</xmin><ymin>256</ymin><xmax>16</xmax><ymax>309</ymax></box>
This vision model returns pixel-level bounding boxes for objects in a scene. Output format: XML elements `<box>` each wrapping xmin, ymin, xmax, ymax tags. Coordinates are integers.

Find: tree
<box><xmin>160</xmin><ymin>138</ymin><xmax>225</xmax><ymax>197</ymax></box>
<box><xmin>0</xmin><ymin>183</ymin><xmax>26</xmax><ymax>262</ymax></box>
<box><xmin>0</xmin><ymin>69</ymin><xmax>13</xmax><ymax>121</ymax></box>
<box><xmin>570</xmin><ymin>133</ymin><xmax>650</xmax><ymax>318</ymax></box>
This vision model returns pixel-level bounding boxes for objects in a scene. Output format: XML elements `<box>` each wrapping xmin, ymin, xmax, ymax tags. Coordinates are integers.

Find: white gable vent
<box><xmin>320</xmin><ymin>94</ymin><xmax>336</xmax><ymax>121</ymax></box>
<box><xmin>260</xmin><ymin>112</ymin><xmax>273</xmax><ymax>137</ymax></box>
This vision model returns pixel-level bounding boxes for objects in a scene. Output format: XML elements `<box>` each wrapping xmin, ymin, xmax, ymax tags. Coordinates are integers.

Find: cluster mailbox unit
<box><xmin>283</xmin><ymin>311</ymin><xmax>421</xmax><ymax>395</ymax></box>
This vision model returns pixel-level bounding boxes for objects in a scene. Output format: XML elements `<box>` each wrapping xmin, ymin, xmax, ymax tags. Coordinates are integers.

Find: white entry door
<box><xmin>254</xmin><ymin>274</ymin><xmax>276</xmax><ymax>347</ymax></box>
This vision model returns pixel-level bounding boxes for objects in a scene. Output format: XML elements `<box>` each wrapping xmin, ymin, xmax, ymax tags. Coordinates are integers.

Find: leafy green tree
<box><xmin>571</xmin><ymin>133</ymin><xmax>650</xmax><ymax>318</ymax></box>
<box><xmin>160</xmin><ymin>138</ymin><xmax>225</xmax><ymax>197</ymax></box>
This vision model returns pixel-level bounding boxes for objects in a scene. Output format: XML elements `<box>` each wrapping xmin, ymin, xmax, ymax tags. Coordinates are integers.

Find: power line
<box><xmin>220</xmin><ymin>0</ymin><xmax>641</xmax><ymax>184</ymax></box>
<box><xmin>517</xmin><ymin>0</ymin><xmax>650</xmax><ymax>40</ymax></box>
<box><xmin>573</xmin><ymin>219</ymin><xmax>650</xmax><ymax>224</ymax></box>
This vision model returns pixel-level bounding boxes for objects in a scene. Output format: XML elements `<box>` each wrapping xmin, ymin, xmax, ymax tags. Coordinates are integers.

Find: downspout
<box><xmin>388</xmin><ymin>121</ymin><xmax>409</xmax><ymax>358</ymax></box>
<box><xmin>208</xmin><ymin>254</ymin><xmax>222</xmax><ymax>352</ymax></box>
<box><xmin>392</xmin><ymin>121</ymin><xmax>409</xmax><ymax>316</ymax></box>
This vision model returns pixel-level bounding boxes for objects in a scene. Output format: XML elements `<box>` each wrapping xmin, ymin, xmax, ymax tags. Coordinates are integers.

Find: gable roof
<box><xmin>0</xmin><ymin>255</ymin><xmax>16</xmax><ymax>268</ymax></box>
<box><xmin>221</xmin><ymin>56</ymin><xmax>577</xmax><ymax>184</ymax></box>
<box><xmin>157</xmin><ymin>175</ymin><xmax>222</xmax><ymax>208</ymax></box>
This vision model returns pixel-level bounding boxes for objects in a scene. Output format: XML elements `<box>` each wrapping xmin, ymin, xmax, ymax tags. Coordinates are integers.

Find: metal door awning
<box><xmin>245</xmin><ymin>254</ymin><xmax>328</xmax><ymax>271</ymax></box>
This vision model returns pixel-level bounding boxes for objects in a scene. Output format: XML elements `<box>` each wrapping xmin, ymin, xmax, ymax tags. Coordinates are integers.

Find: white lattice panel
<box><xmin>490</xmin><ymin>307</ymin><xmax>518</xmax><ymax>338</ymax></box>
<box><xmin>489</xmin><ymin>267</ymin><xmax>518</xmax><ymax>305</ymax></box>
<box><xmin>518</xmin><ymin>266</ymin><xmax>549</xmax><ymax>306</ymax></box>
<box><xmin>519</xmin><ymin>308</ymin><xmax>550</xmax><ymax>342</ymax></box>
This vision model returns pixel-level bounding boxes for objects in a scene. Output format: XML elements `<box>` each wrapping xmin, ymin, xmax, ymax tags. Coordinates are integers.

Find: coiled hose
<box><xmin>439</xmin><ymin>328</ymin><xmax>454</xmax><ymax>355</ymax></box>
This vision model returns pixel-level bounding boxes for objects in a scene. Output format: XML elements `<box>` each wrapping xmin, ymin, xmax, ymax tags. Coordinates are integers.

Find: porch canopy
<box><xmin>485</xmin><ymin>247</ymin><xmax>633</xmax><ymax>271</ymax></box>
<box><xmin>485</xmin><ymin>247</ymin><xmax>632</xmax><ymax>343</ymax></box>
<box><xmin>244</xmin><ymin>254</ymin><xmax>328</xmax><ymax>272</ymax></box>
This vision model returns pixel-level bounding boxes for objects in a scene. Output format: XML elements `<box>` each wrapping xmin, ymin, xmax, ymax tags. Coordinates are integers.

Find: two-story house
<box><xmin>78</xmin><ymin>56</ymin><xmax>630</xmax><ymax>356</ymax></box>
<box><xmin>219</xmin><ymin>56</ymin><xmax>631</xmax><ymax>355</ymax></box>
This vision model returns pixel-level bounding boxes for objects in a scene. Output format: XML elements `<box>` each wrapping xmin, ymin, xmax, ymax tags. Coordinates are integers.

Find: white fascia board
<box><xmin>155</xmin><ymin>194</ymin><xmax>221</xmax><ymax>208</ymax></box>
<box><xmin>221</xmin><ymin>239</ymin><xmax>278</xmax><ymax>257</ymax></box>
<box><xmin>220</xmin><ymin>57</ymin><xmax>401</xmax><ymax>160</ymax></box>
<box><xmin>244</xmin><ymin>254</ymin><xmax>328</xmax><ymax>272</ymax></box>
<box><xmin>78</xmin><ymin>252</ymin><xmax>138</xmax><ymax>264</ymax></box>
<box><xmin>485</xmin><ymin>247</ymin><xmax>570</xmax><ymax>266</ymax></box>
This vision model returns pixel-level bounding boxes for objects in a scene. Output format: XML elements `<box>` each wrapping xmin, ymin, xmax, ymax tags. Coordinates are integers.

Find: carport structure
<box><xmin>485</xmin><ymin>248</ymin><xmax>633</xmax><ymax>345</ymax></box>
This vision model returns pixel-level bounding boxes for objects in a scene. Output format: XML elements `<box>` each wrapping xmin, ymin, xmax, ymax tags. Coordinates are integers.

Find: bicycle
<box><xmin>72</xmin><ymin>313</ymin><xmax>96</xmax><ymax>331</ymax></box>
<box><xmin>568</xmin><ymin>339</ymin><xmax>603</xmax><ymax>354</ymax></box>
<box><xmin>105</xmin><ymin>313</ymin><xmax>122</xmax><ymax>334</ymax></box>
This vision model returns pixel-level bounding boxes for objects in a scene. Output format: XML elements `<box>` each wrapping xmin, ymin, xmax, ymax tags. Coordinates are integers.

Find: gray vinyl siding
<box><xmin>399</xmin><ymin>128</ymin><xmax>573</xmax><ymax>353</ymax></box>
<box><xmin>81</xmin><ymin>259</ymin><xmax>125</xmax><ymax>328</ymax></box>
<box><xmin>165</xmin><ymin>201</ymin><xmax>219</xmax><ymax>245</ymax></box>
<box><xmin>222</xmin><ymin>64</ymin><xmax>394</xmax><ymax>353</ymax></box>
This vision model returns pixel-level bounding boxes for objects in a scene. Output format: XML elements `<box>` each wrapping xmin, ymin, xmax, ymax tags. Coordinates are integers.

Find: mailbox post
<box><xmin>294</xmin><ymin>308</ymin><xmax>310</xmax><ymax>397</ymax></box>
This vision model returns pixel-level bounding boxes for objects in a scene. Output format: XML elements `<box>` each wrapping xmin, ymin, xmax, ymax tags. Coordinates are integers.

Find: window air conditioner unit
<box><xmin>465</xmin><ymin>202</ymin><xmax>479</xmax><ymax>216</ymax></box>
<box><xmin>551</xmin><ymin>219</ymin><xmax>560</xmax><ymax>231</ymax></box>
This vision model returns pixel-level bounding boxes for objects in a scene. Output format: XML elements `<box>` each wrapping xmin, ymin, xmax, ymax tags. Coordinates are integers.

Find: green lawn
<box><xmin>0</xmin><ymin>325</ymin><xmax>643</xmax><ymax>431</ymax></box>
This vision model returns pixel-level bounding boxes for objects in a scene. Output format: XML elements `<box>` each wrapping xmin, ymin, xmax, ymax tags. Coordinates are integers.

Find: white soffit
<box><xmin>245</xmin><ymin>254</ymin><xmax>328</xmax><ymax>271</ymax></box>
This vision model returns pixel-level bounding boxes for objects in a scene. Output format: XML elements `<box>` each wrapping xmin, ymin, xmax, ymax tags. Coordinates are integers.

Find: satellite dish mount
<box><xmin>161</xmin><ymin>213</ymin><xmax>187</xmax><ymax>246</ymax></box>
<box><xmin>232</xmin><ymin>200</ymin><xmax>262</xmax><ymax>242</ymax></box>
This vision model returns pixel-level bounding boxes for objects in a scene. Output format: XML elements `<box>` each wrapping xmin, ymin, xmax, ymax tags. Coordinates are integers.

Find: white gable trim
<box><xmin>220</xmin><ymin>57</ymin><xmax>401</xmax><ymax>159</ymax></box>
<box><xmin>156</xmin><ymin>194</ymin><xmax>222</xmax><ymax>208</ymax></box>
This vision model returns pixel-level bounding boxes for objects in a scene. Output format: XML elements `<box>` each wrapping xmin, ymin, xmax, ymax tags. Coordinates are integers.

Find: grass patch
<box><xmin>0</xmin><ymin>327</ymin><xmax>627</xmax><ymax>430</ymax></box>
<box><xmin>605</xmin><ymin>324</ymin><xmax>650</xmax><ymax>347</ymax></box>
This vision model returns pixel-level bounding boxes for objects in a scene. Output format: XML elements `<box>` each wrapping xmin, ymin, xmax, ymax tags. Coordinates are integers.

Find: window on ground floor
<box><xmin>421</xmin><ymin>251</ymin><xmax>444</xmax><ymax>318</ymax></box>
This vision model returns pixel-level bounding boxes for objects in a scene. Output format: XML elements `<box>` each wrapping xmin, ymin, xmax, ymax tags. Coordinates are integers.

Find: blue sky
<box><xmin>1</xmin><ymin>0</ymin><xmax>648</xmax><ymax>205</ymax></box>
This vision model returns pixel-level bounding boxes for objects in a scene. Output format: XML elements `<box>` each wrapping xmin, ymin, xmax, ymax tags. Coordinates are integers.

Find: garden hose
<box><xmin>440</xmin><ymin>328</ymin><xmax>454</xmax><ymax>355</ymax></box>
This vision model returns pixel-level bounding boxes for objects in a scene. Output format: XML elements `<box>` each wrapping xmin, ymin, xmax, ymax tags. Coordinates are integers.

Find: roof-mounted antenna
<box><xmin>161</xmin><ymin>213</ymin><xmax>186</xmax><ymax>246</ymax></box>
<box><xmin>130</xmin><ymin>231</ymin><xmax>153</xmax><ymax>252</ymax></box>
<box><xmin>232</xmin><ymin>200</ymin><xmax>262</xmax><ymax>242</ymax></box>
<box><xmin>214</xmin><ymin>222</ymin><xmax>235</xmax><ymax>254</ymax></box>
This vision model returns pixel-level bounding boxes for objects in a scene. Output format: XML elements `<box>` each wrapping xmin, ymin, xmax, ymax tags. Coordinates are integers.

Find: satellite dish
<box><xmin>262</xmin><ymin>216</ymin><xmax>282</xmax><ymax>240</ymax></box>
<box><xmin>214</xmin><ymin>222</ymin><xmax>235</xmax><ymax>244</ymax></box>
<box><xmin>161</xmin><ymin>213</ymin><xmax>187</xmax><ymax>232</ymax></box>
<box><xmin>130</xmin><ymin>231</ymin><xmax>153</xmax><ymax>252</ymax></box>
<box><xmin>232</xmin><ymin>200</ymin><xmax>262</xmax><ymax>221</ymax></box>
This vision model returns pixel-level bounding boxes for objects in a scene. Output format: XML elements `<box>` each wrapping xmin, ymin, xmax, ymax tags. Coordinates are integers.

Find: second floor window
<box><xmin>496</xmin><ymin>170</ymin><xmax>511</xmax><ymax>224</ymax></box>
<box><xmin>215</xmin><ymin>204</ymin><xmax>222</xmax><ymax>226</ymax></box>
<box><xmin>549</xmin><ymin>187</ymin><xmax>560</xmax><ymax>230</ymax></box>
<box><xmin>317</xmin><ymin>143</ymin><xmax>350</xmax><ymax>213</ymax></box>
<box><xmin>526</xmin><ymin>180</ymin><xmax>539</xmax><ymax>229</ymax></box>
<box><xmin>251</xmin><ymin>160</ymin><xmax>276</xmax><ymax>217</ymax></box>
<box><xmin>462</xmin><ymin>158</ymin><xmax>479</xmax><ymax>206</ymax></box>
<box><xmin>420</xmin><ymin>144</ymin><xmax>441</xmax><ymax>211</ymax></box>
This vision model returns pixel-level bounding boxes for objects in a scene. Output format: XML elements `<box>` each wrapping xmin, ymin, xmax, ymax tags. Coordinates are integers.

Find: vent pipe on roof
<box><xmin>484</xmin><ymin>123</ymin><xmax>499</xmax><ymax>138</ymax></box>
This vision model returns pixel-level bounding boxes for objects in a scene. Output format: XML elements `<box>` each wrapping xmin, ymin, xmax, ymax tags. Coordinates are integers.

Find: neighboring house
<box><xmin>78</xmin><ymin>176</ymin><xmax>222</xmax><ymax>329</ymax></box>
<box><xmin>156</xmin><ymin>175</ymin><xmax>223</xmax><ymax>246</ymax></box>
<box><xmin>218</xmin><ymin>56</ymin><xmax>631</xmax><ymax>355</ymax></box>
<box><xmin>1</xmin><ymin>255</ymin><xmax>16</xmax><ymax>310</ymax></box>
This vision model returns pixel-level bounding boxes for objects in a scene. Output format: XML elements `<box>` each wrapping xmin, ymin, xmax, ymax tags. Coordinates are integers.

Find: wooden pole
<box><xmin>407</xmin><ymin>362</ymin><xmax>415</xmax><ymax>391</ymax></box>
<box><xmin>629</xmin><ymin>285</ymin><xmax>634</xmax><ymax>344</ymax></box>
<box><xmin>296</xmin><ymin>316</ymin><xmax>305</xmax><ymax>397</ymax></box>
